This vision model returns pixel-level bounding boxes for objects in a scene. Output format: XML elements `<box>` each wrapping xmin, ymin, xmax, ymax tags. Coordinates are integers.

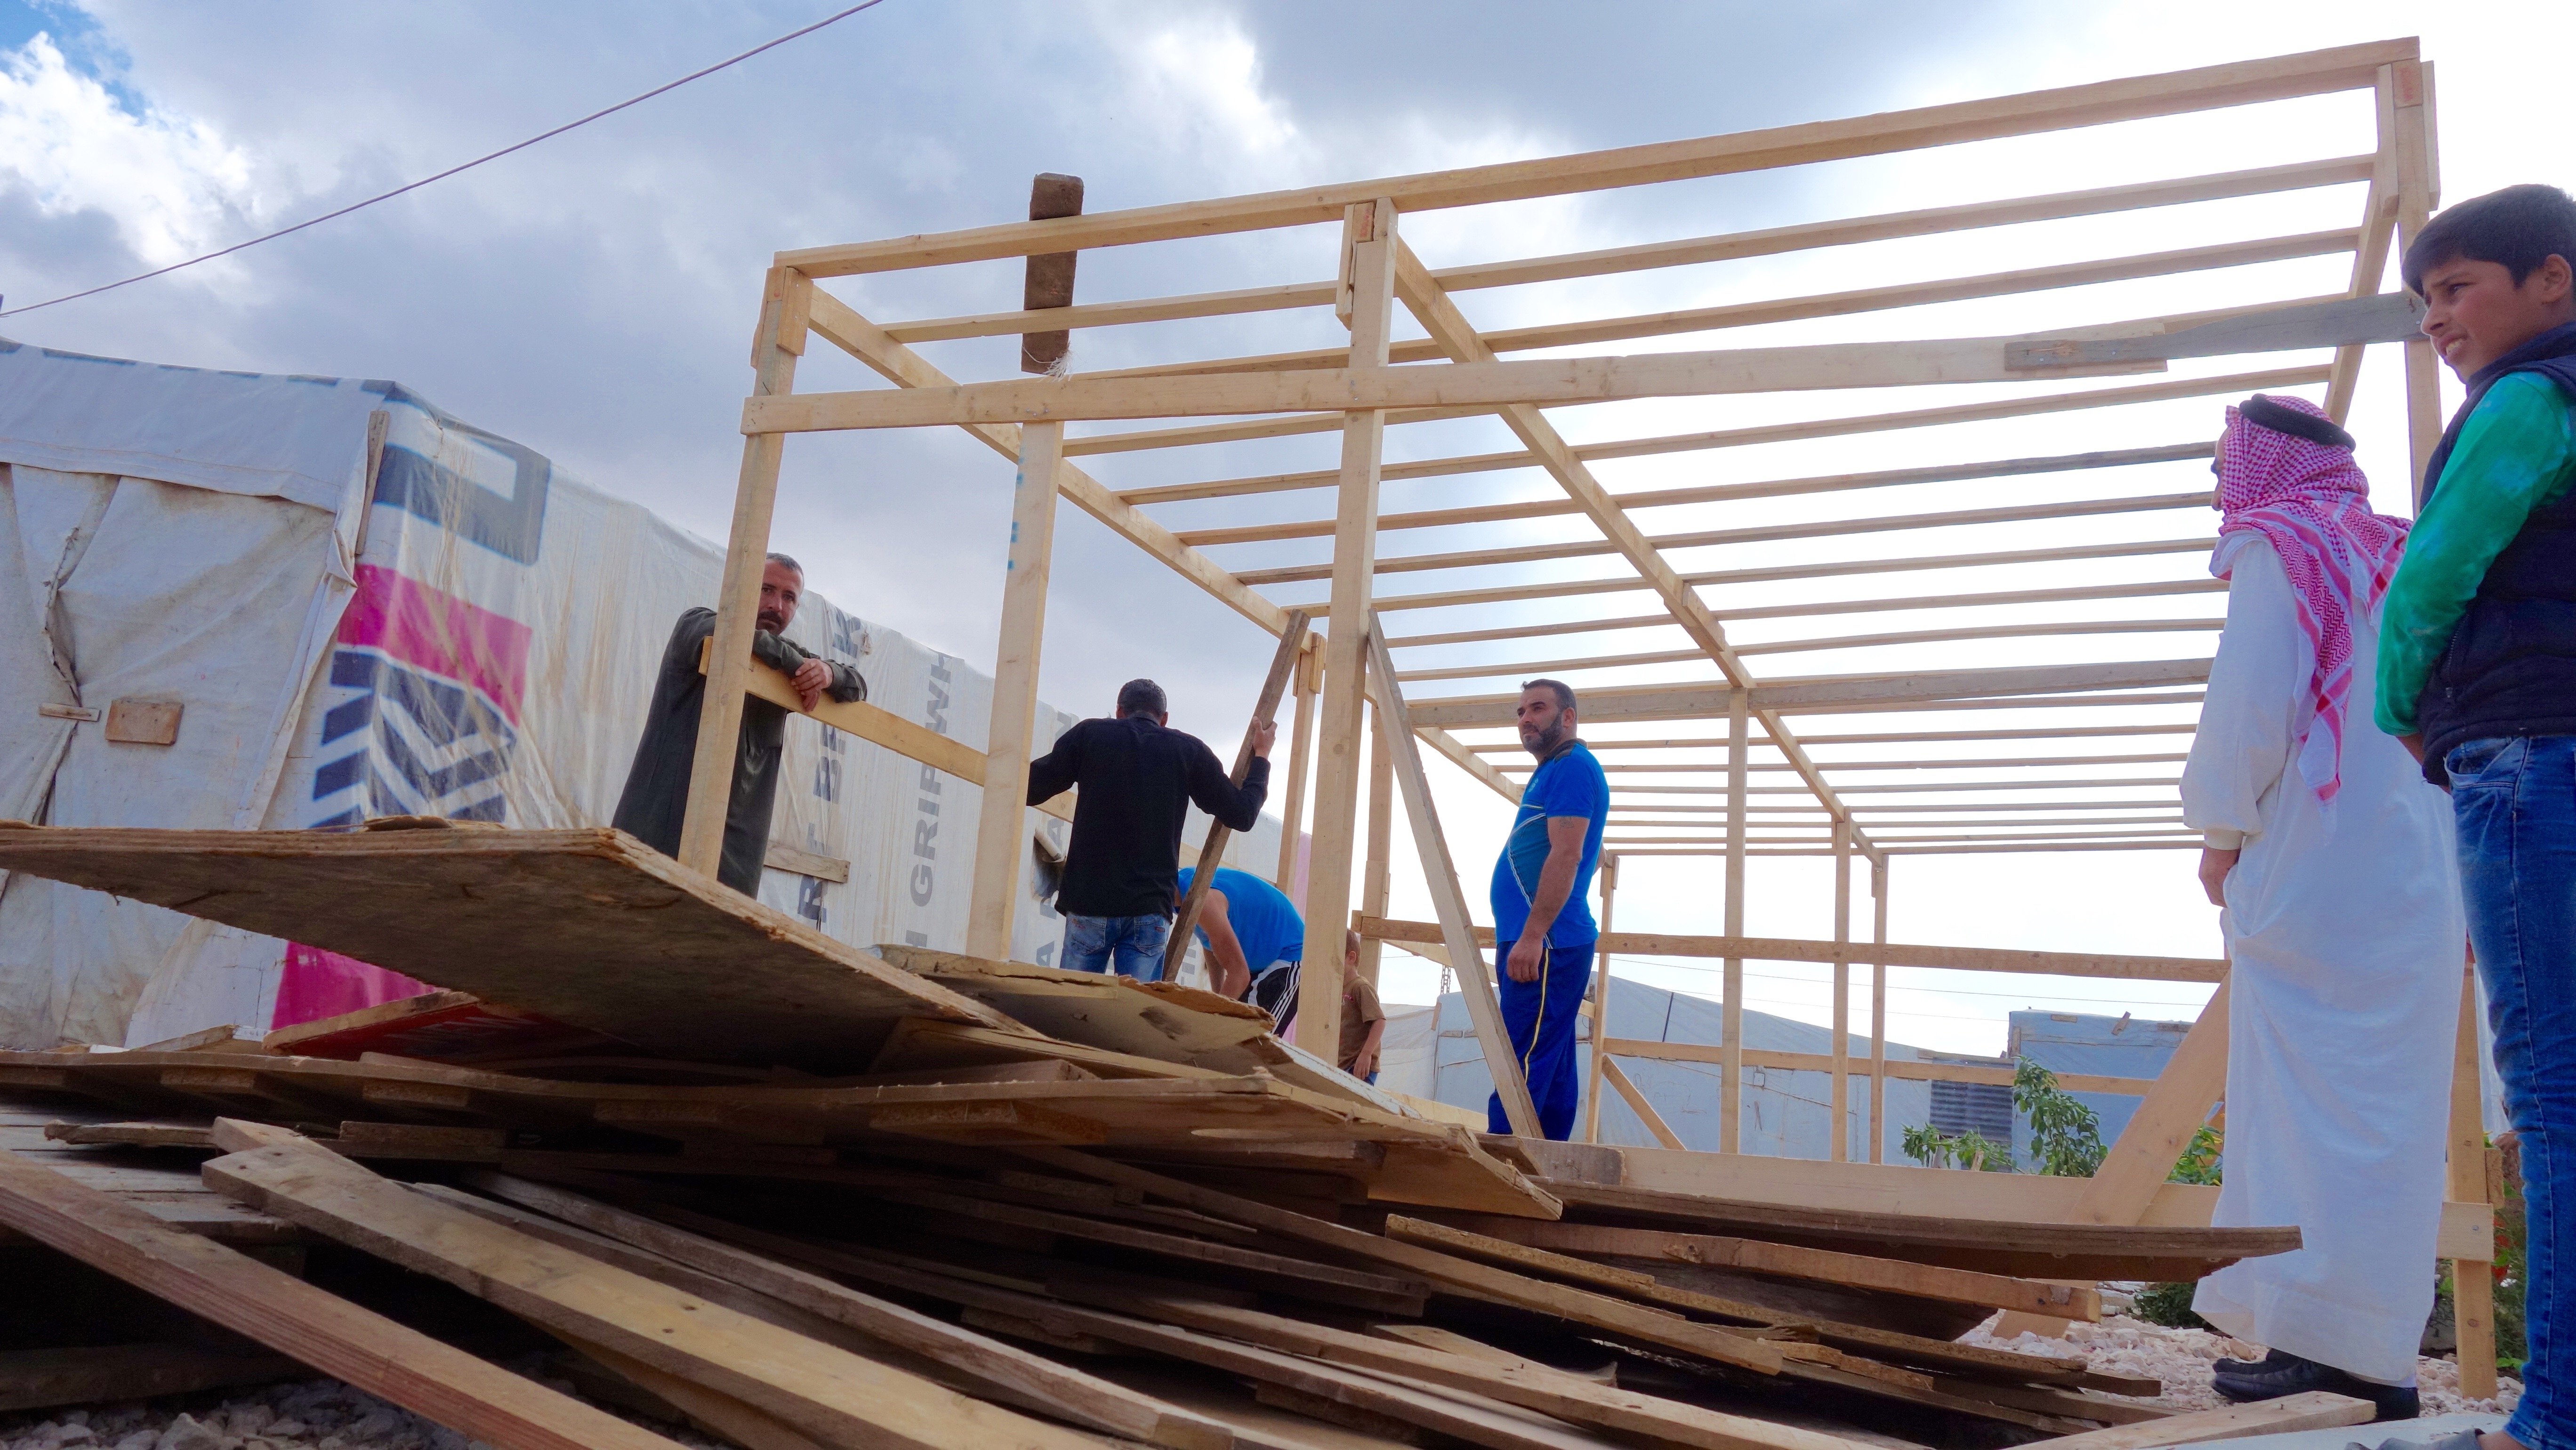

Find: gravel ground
<box><xmin>0</xmin><ymin>1324</ymin><xmax>2528</xmax><ymax>1449</ymax></box>
<box><xmin>1964</xmin><ymin>1311</ymin><xmax>2527</xmax><ymax>1418</ymax></box>
<box><xmin>0</xmin><ymin>1361</ymin><xmax>727</xmax><ymax>1450</ymax></box>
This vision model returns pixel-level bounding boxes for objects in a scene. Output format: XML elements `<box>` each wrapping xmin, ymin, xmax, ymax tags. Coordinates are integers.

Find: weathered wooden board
<box><xmin>872</xmin><ymin>944</ymin><xmax>1425</xmax><ymax>1118</ymax></box>
<box><xmin>0</xmin><ymin>825</ymin><xmax>1013</xmax><ymax>1068</ymax></box>
<box><xmin>1533</xmin><ymin>1179</ymin><xmax>2297</xmax><ymax>1281</ymax></box>
<box><xmin>0</xmin><ymin>1053</ymin><xmax>1558</xmax><ymax>1217</ymax></box>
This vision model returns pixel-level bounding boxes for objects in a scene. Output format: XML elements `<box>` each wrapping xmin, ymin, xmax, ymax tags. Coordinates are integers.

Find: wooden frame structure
<box><xmin>674</xmin><ymin>40</ymin><xmax>2496</xmax><ymax>1388</ymax></box>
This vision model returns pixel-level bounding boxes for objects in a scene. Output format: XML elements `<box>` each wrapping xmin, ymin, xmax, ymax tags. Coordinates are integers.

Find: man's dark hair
<box><xmin>2403</xmin><ymin>184</ymin><xmax>2576</xmax><ymax>297</ymax></box>
<box><xmin>1521</xmin><ymin>678</ymin><xmax>1577</xmax><ymax>712</ymax></box>
<box><xmin>1117</xmin><ymin>678</ymin><xmax>1168</xmax><ymax>718</ymax></box>
<box><xmin>765</xmin><ymin>551</ymin><xmax>804</xmax><ymax>575</ymax></box>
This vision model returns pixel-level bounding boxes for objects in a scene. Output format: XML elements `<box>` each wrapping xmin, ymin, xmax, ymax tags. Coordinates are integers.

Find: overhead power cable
<box><xmin>0</xmin><ymin>0</ymin><xmax>890</xmax><ymax>318</ymax></box>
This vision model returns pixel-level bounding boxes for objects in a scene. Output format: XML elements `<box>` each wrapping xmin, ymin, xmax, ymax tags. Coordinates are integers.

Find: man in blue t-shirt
<box><xmin>1486</xmin><ymin>678</ymin><xmax>1608</xmax><ymax>1140</ymax></box>
<box><xmin>1174</xmin><ymin>865</ymin><xmax>1305</xmax><ymax>1036</ymax></box>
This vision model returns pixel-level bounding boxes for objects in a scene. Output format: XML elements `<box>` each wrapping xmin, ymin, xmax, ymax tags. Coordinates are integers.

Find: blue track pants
<box><xmin>1486</xmin><ymin>938</ymin><xmax>1593</xmax><ymax>1140</ymax></box>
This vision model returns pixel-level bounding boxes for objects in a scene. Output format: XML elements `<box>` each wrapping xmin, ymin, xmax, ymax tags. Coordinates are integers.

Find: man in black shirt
<box><xmin>612</xmin><ymin>553</ymin><xmax>865</xmax><ymax>895</ymax></box>
<box><xmin>1026</xmin><ymin>678</ymin><xmax>1272</xmax><ymax>981</ymax></box>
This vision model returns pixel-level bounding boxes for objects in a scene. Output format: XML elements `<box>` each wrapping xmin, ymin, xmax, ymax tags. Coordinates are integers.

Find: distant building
<box><xmin>1380</xmin><ymin>990</ymin><xmax>2205</xmax><ymax>1166</ymax></box>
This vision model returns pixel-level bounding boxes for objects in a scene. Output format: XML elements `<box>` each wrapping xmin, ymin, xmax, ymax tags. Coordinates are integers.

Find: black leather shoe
<box><xmin>2214</xmin><ymin>1352</ymin><xmax>2419</xmax><ymax>1421</ymax></box>
<box><xmin>2214</xmin><ymin>1346</ymin><xmax>2289</xmax><ymax>1376</ymax></box>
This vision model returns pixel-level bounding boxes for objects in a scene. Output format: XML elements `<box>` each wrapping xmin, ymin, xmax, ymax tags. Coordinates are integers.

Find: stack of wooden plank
<box><xmin>0</xmin><ymin>823</ymin><xmax>2361</xmax><ymax>1448</ymax></box>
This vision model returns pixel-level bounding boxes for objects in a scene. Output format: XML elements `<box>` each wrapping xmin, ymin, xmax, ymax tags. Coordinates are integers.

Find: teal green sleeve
<box><xmin>2375</xmin><ymin>372</ymin><xmax>2576</xmax><ymax>734</ymax></box>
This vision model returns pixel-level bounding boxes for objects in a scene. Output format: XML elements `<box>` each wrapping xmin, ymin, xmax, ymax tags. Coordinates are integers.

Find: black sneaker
<box><xmin>2214</xmin><ymin>1346</ymin><xmax>2288</xmax><ymax>1376</ymax></box>
<box><xmin>2214</xmin><ymin>1352</ymin><xmax>2419</xmax><ymax>1422</ymax></box>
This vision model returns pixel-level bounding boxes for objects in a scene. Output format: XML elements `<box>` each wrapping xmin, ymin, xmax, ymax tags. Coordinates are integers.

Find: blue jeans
<box><xmin>2453</xmin><ymin>734</ymin><xmax>2576</xmax><ymax>1450</ymax></box>
<box><xmin>1061</xmin><ymin>913</ymin><xmax>1171</xmax><ymax>982</ymax></box>
<box><xmin>1487</xmin><ymin>939</ymin><xmax>1594</xmax><ymax>1141</ymax></box>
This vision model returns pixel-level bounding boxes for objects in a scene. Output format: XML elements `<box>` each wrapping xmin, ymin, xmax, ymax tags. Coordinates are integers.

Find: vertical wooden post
<box><xmin>2323</xmin><ymin>66</ymin><xmax>2400</xmax><ymax>425</ymax></box>
<box><xmin>1830</xmin><ymin>821</ymin><xmax>1852</xmax><ymax>1163</ymax></box>
<box><xmin>1362</xmin><ymin>613</ymin><xmax>1540</xmax><ymax>1137</ymax></box>
<box><xmin>1356</xmin><ymin>700</ymin><xmax>1394</xmax><ymax>991</ymax></box>
<box><xmin>1167</xmin><ymin>615</ymin><xmax>1313</xmax><ymax>980</ymax></box>
<box><xmin>1294</xmin><ymin>198</ymin><xmax>1397</xmax><ymax>1061</ymax></box>
<box><xmin>1868</xmin><ymin>857</ymin><xmax>1890</xmax><ymax>1165</ymax></box>
<box><xmin>1276</xmin><ymin>642</ymin><xmax>1321</xmax><ymax>898</ymax></box>
<box><xmin>2448</xmin><ymin>960</ymin><xmax>2500</xmax><ymax>1400</ymax></box>
<box><xmin>1720</xmin><ymin>690</ymin><xmax>1748</xmax><ymax>1153</ymax></box>
<box><xmin>962</xmin><ymin>420</ymin><xmax>1064</xmax><ymax>962</ymax></box>
<box><xmin>2392</xmin><ymin>59</ymin><xmax>2443</xmax><ymax>506</ymax></box>
<box><xmin>1582</xmin><ymin>855</ymin><xmax>1619</xmax><ymax>1144</ymax></box>
<box><xmin>679</xmin><ymin>265</ymin><xmax>811</xmax><ymax>880</ymax></box>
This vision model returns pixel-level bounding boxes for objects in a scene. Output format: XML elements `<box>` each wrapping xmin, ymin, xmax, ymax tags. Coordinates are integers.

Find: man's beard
<box><xmin>1521</xmin><ymin>716</ymin><xmax>1569</xmax><ymax>756</ymax></box>
<box><xmin>757</xmin><ymin>609</ymin><xmax>788</xmax><ymax>634</ymax></box>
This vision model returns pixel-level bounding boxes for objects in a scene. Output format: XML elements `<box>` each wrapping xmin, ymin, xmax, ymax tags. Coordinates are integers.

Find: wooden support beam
<box><xmin>2447</xmin><ymin>959</ymin><xmax>2499</xmax><ymax>1399</ymax></box>
<box><xmin>1236</xmin><ymin>489</ymin><xmax>2214</xmax><ymax>588</ymax></box>
<box><xmin>1409</xmin><ymin>660</ymin><xmax>2214</xmax><ymax>729</ymax></box>
<box><xmin>2392</xmin><ymin>58</ymin><xmax>2444</xmax><ymax>504</ymax></box>
<box><xmin>1358</xmin><ymin>915</ymin><xmax>2227</xmax><ymax>983</ymax></box>
<box><xmin>1124</xmin><ymin>367</ymin><xmax>2323</xmax><ymax>505</ymax></box>
<box><xmin>1276</xmin><ymin>641</ymin><xmax>1320</xmax><ymax>896</ymax></box>
<box><xmin>1119</xmin><ymin>229</ymin><xmax>2360</xmax><ymax>379</ymax></box>
<box><xmin>1356</xmin><ymin>702</ymin><xmax>1394</xmax><ymax>985</ymax></box>
<box><xmin>1177</xmin><ymin>442</ymin><xmax>2215</xmax><ymax>548</ymax></box>
<box><xmin>1319</xmin><ymin>536</ymin><xmax>2219</xmax><ymax>618</ymax></box>
<box><xmin>1401</xmin><ymin>620</ymin><xmax>2221</xmax><ymax>683</ymax></box>
<box><xmin>680</xmin><ymin>266</ymin><xmax>809</xmax><ymax>880</ymax></box>
<box><xmin>1608</xmin><ymin>1039</ymin><xmax>2159</xmax><ymax>1098</ymax></box>
<box><xmin>1167</xmin><ymin>612</ymin><xmax>1312</xmax><ymax>978</ymax></box>
<box><xmin>1364</xmin><ymin>612</ymin><xmax>1541</xmax><ymax>1137</ymax></box>
<box><xmin>1723</xmin><ymin>692</ymin><xmax>1748</xmax><ymax>1154</ymax></box>
<box><xmin>0</xmin><ymin>1146</ymin><xmax>692</xmax><ymax>1450</ymax></box>
<box><xmin>1994</xmin><ymin>977</ymin><xmax>2231</xmax><ymax>1337</ymax></box>
<box><xmin>1875</xmin><ymin>860</ymin><xmax>1896</xmax><ymax>1169</ymax></box>
<box><xmin>707</xmin><ymin>646</ymin><xmax>1072</xmax><ymax>822</ymax></box>
<box><xmin>778</xmin><ymin>43</ymin><xmax>2407</xmax><ymax>274</ymax></box>
<box><xmin>1416</xmin><ymin>721</ymin><xmax>1526</xmax><ymax>805</ymax></box>
<box><xmin>1293</xmin><ymin>198</ymin><xmax>1397</xmax><ymax>1064</ymax></box>
<box><xmin>745</xmin><ymin>331</ymin><xmax>2162</xmax><ymax>433</ymax></box>
<box><xmin>963</xmin><ymin>420</ymin><xmax>1062</xmax><ymax>961</ymax></box>
<box><xmin>1599</xmin><ymin>1055</ymin><xmax>1688</xmax><ymax>1150</ymax></box>
<box><xmin>1582</xmin><ymin>855</ymin><xmax>1618</xmax><ymax>1144</ymax></box>
<box><xmin>802</xmin><ymin>290</ymin><xmax>1287</xmax><ymax>633</ymax></box>
<box><xmin>2323</xmin><ymin>69</ymin><xmax>2401</xmax><ymax>422</ymax></box>
<box><xmin>1832</xmin><ymin>822</ymin><xmax>1852</xmax><ymax>1162</ymax></box>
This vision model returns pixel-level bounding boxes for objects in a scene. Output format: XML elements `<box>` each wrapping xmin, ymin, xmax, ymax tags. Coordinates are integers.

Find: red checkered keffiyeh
<box><xmin>2212</xmin><ymin>394</ymin><xmax>2411</xmax><ymax>805</ymax></box>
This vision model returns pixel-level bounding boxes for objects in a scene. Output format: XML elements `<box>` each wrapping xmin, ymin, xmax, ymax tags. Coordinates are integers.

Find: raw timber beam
<box><xmin>803</xmin><ymin>290</ymin><xmax>1287</xmax><ymax>634</ymax></box>
<box><xmin>1363</xmin><ymin>612</ymin><xmax>1542</xmax><ymax>1136</ymax></box>
<box><xmin>1406</xmin><ymin>660</ymin><xmax>2214</xmax><ymax>728</ymax></box>
<box><xmin>1358</xmin><ymin>916</ymin><xmax>2228</xmax><ymax>983</ymax></box>
<box><xmin>743</xmin><ymin>333</ymin><xmax>2164</xmax><ymax>433</ymax></box>
<box><xmin>1121</xmin><ymin>367</ymin><xmax>2323</xmax><ymax>504</ymax></box>
<box><xmin>778</xmin><ymin>42</ymin><xmax>2408</xmax><ymax>274</ymax></box>
<box><xmin>1388</xmin><ymin>237</ymin><xmax>1874</xmax><ymax>859</ymax></box>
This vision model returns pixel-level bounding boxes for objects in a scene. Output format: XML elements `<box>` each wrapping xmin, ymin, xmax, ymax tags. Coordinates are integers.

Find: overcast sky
<box><xmin>6</xmin><ymin>0</ymin><xmax>2570</xmax><ymax>1053</ymax></box>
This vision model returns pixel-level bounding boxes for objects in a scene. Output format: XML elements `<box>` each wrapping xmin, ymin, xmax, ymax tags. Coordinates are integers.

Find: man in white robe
<box><xmin>2181</xmin><ymin>394</ymin><xmax>2463</xmax><ymax>1420</ymax></box>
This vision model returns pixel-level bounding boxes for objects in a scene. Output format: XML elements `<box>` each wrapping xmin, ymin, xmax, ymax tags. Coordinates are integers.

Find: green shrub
<box><xmin>2132</xmin><ymin>1281</ymin><xmax>2210</xmax><ymax>1329</ymax></box>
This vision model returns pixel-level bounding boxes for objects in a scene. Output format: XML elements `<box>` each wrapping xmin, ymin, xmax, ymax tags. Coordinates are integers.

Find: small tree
<box><xmin>1901</xmin><ymin>1124</ymin><xmax>2014</xmax><ymax>1172</ymax></box>
<box><xmin>2169</xmin><ymin>1123</ymin><xmax>2223</xmax><ymax>1185</ymax></box>
<box><xmin>2014</xmin><ymin>1058</ymin><xmax>2106</xmax><ymax>1178</ymax></box>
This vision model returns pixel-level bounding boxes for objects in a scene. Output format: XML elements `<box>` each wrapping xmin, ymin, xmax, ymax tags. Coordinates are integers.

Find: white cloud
<box><xmin>0</xmin><ymin>30</ymin><xmax>252</xmax><ymax>266</ymax></box>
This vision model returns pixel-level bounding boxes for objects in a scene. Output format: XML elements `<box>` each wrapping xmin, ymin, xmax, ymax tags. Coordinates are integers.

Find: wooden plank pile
<box><xmin>0</xmin><ymin>824</ymin><xmax>2357</xmax><ymax>1448</ymax></box>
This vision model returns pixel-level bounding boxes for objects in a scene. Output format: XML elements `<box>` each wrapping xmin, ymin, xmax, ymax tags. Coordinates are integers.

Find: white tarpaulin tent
<box><xmin>0</xmin><ymin>340</ymin><xmax>1278</xmax><ymax>1049</ymax></box>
